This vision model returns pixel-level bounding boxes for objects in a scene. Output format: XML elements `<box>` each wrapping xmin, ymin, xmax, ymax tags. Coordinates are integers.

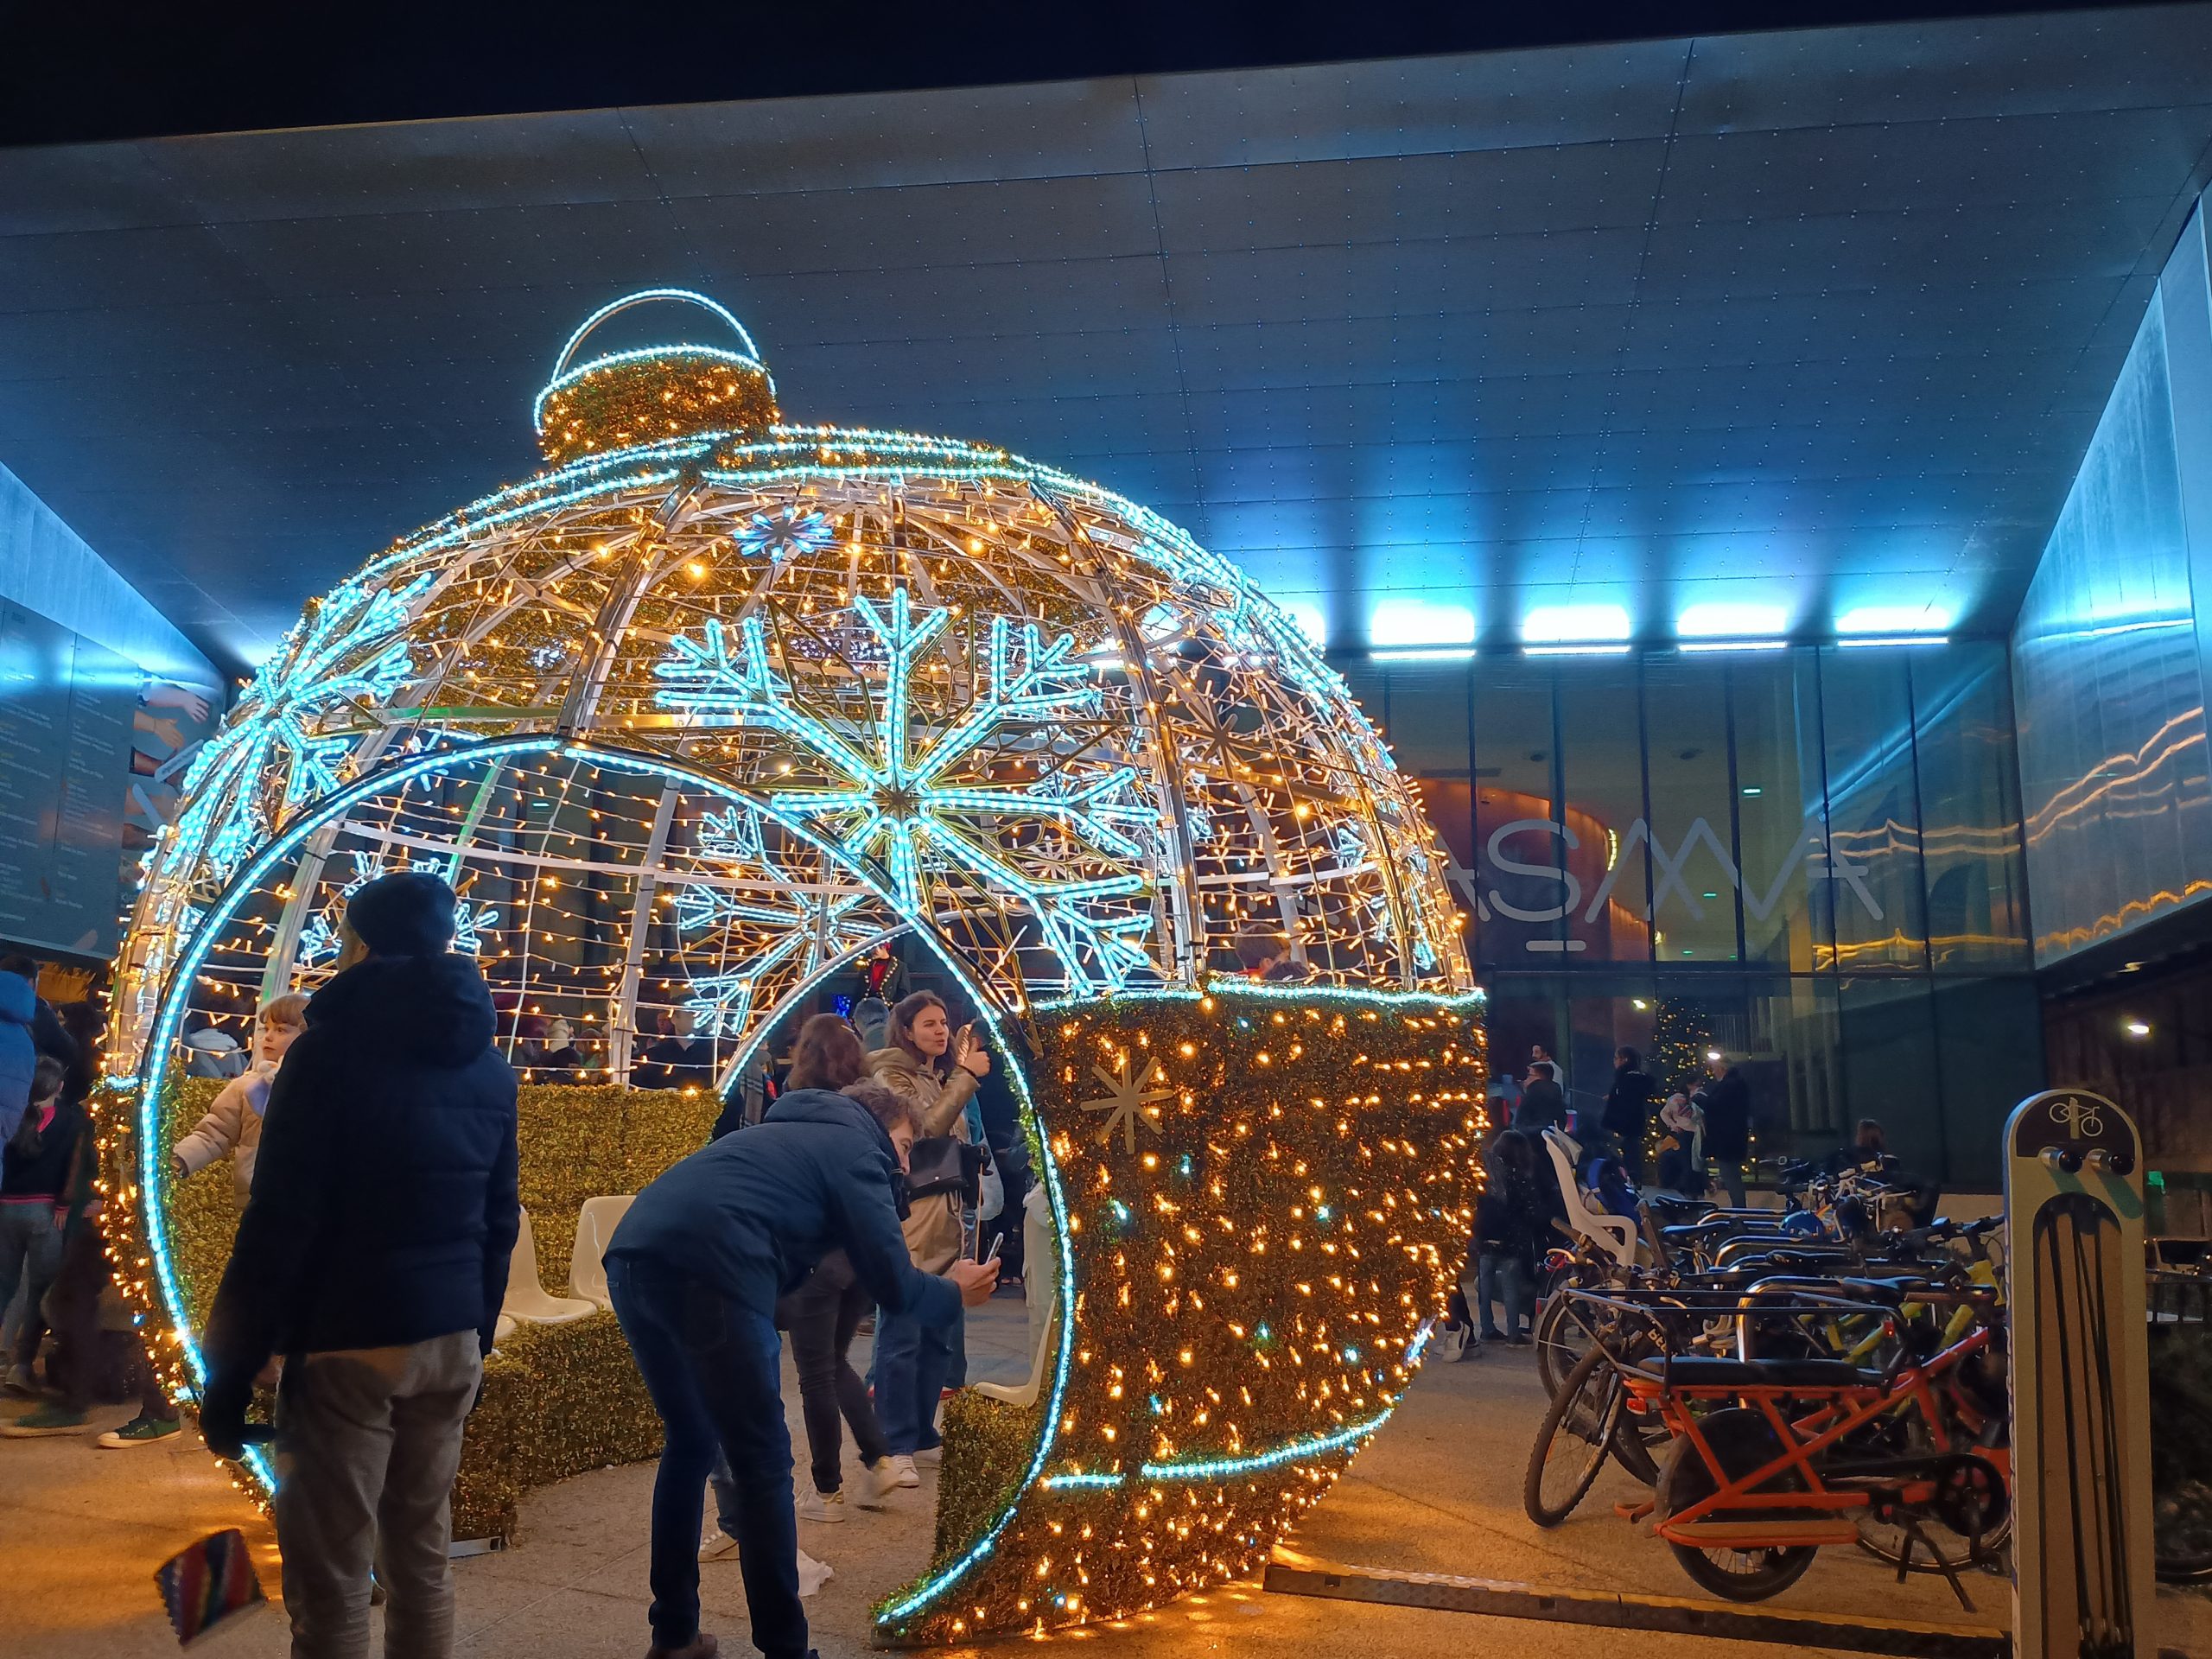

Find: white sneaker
<box><xmin>912</xmin><ymin>1445</ymin><xmax>943</xmax><ymax>1467</ymax></box>
<box><xmin>1</xmin><ymin>1363</ymin><xmax>35</xmax><ymax>1397</ymax></box>
<box><xmin>698</xmin><ymin>1523</ymin><xmax>741</xmax><ymax>1562</ymax></box>
<box><xmin>797</xmin><ymin>1488</ymin><xmax>849</xmax><ymax>1523</ymax></box>
<box><xmin>885</xmin><ymin>1453</ymin><xmax>920</xmax><ymax>1489</ymax></box>
<box><xmin>856</xmin><ymin>1459</ymin><xmax>898</xmax><ymax>1508</ymax></box>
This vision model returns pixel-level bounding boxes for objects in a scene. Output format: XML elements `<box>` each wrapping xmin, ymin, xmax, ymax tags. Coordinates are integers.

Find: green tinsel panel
<box><xmin>451</xmin><ymin>1347</ymin><xmax>525</xmax><ymax>1542</ymax></box>
<box><xmin>512</xmin><ymin>1085</ymin><xmax>717</xmax><ymax>1294</ymax></box>
<box><xmin>931</xmin><ymin>1390</ymin><xmax>1043</xmax><ymax>1564</ymax></box>
<box><xmin>151</xmin><ymin>1078</ymin><xmax>713</xmax><ymax>1541</ymax></box>
<box><xmin>157</xmin><ymin>1076</ymin><xmax>238</xmax><ymax>1331</ymax></box>
<box><xmin>451</xmin><ymin>1313</ymin><xmax>665</xmax><ymax>1542</ymax></box>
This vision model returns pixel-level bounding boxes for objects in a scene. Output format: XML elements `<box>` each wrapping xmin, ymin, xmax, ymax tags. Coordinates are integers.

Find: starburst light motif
<box><xmin>1078</xmin><ymin>1052</ymin><xmax>1175</xmax><ymax>1152</ymax></box>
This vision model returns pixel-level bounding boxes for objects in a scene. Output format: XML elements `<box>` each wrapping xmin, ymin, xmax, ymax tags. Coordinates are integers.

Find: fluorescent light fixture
<box><xmin>1280</xmin><ymin>601</ymin><xmax>1328</xmax><ymax>649</ymax></box>
<box><xmin>1836</xmin><ymin>634</ymin><xmax>1948</xmax><ymax>649</ymax></box>
<box><xmin>2124</xmin><ymin>1018</ymin><xmax>2152</xmax><ymax>1039</ymax></box>
<box><xmin>1836</xmin><ymin>604</ymin><xmax>1954</xmax><ymax>636</ymax></box>
<box><xmin>1678</xmin><ymin>601</ymin><xmax>1788</xmax><ymax>639</ymax></box>
<box><xmin>1741</xmin><ymin>785</ymin><xmax>1763</xmax><ymax>797</ymax></box>
<box><xmin>1523</xmin><ymin>603</ymin><xmax>1630</xmax><ymax>645</ymax></box>
<box><xmin>1679</xmin><ymin>639</ymin><xmax>1788</xmax><ymax>652</ymax></box>
<box><xmin>1372</xmin><ymin>647</ymin><xmax>1477</xmax><ymax>664</ymax></box>
<box><xmin>1368</xmin><ymin>598</ymin><xmax>1475</xmax><ymax>650</ymax></box>
<box><xmin>1525</xmin><ymin>642</ymin><xmax>1631</xmax><ymax>657</ymax></box>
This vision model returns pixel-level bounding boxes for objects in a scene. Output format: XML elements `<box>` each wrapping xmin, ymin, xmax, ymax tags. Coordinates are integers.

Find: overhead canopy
<box><xmin>3</xmin><ymin>3</ymin><xmax>2210</xmax><ymax>671</ymax></box>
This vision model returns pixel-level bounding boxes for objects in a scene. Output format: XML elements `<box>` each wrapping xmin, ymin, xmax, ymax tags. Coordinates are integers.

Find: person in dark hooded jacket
<box><xmin>198</xmin><ymin>872</ymin><xmax>519</xmax><ymax>1659</ymax></box>
<box><xmin>606</xmin><ymin>1013</ymin><xmax>999</xmax><ymax>1659</ymax></box>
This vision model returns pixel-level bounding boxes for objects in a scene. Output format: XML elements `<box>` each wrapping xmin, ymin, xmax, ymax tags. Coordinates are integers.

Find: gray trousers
<box><xmin>272</xmin><ymin>1331</ymin><xmax>481</xmax><ymax>1659</ymax></box>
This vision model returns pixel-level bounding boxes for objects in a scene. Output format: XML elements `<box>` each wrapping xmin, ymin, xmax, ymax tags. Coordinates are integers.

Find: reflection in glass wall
<box><xmin>2012</xmin><ymin>289</ymin><xmax>2212</xmax><ymax>965</ymax></box>
<box><xmin>1643</xmin><ymin>658</ymin><xmax>1739</xmax><ymax>963</ymax></box>
<box><xmin>1732</xmin><ymin>652</ymin><xmax>1827</xmax><ymax>970</ymax></box>
<box><xmin>1472</xmin><ymin>658</ymin><xmax>1566</xmax><ymax>958</ymax></box>
<box><xmin>1557</xmin><ymin>662</ymin><xmax>1652</xmax><ymax>961</ymax></box>
<box><xmin>1817</xmin><ymin>648</ymin><xmax>1929</xmax><ymax>971</ymax></box>
<box><xmin>1910</xmin><ymin>645</ymin><xmax>2032</xmax><ymax>970</ymax></box>
<box><xmin>1353</xmin><ymin>643</ymin><xmax>2038</xmax><ymax>1186</ymax></box>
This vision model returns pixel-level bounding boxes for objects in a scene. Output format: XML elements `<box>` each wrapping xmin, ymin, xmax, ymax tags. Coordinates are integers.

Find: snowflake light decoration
<box><xmin>735</xmin><ymin>504</ymin><xmax>836</xmax><ymax>562</ymax></box>
<box><xmin>653</xmin><ymin>592</ymin><xmax>1158</xmax><ymax>992</ymax></box>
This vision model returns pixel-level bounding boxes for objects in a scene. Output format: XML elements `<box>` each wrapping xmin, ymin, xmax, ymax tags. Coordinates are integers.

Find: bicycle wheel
<box><xmin>1611</xmin><ymin>1399</ymin><xmax>1664</xmax><ymax>1485</ymax></box>
<box><xmin>1523</xmin><ymin>1346</ymin><xmax>1625</xmax><ymax>1528</ymax></box>
<box><xmin>1654</xmin><ymin>1408</ymin><xmax>1818</xmax><ymax>1601</ymax></box>
<box><xmin>2156</xmin><ymin>1481</ymin><xmax>2212</xmax><ymax>1583</ymax></box>
<box><xmin>1534</xmin><ymin>1292</ymin><xmax>1592</xmax><ymax>1399</ymax></box>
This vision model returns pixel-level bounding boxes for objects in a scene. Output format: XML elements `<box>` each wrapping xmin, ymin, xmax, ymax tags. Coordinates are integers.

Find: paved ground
<box><xmin>7</xmin><ymin>1293</ymin><xmax>2209</xmax><ymax>1657</ymax></box>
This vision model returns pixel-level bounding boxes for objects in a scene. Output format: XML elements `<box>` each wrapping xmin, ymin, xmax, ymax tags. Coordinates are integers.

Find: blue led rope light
<box><xmin>359</xmin><ymin>465</ymin><xmax>690</xmax><ymax>582</ymax></box>
<box><xmin>1145</xmin><ymin>1408</ymin><xmax>1395</xmax><ymax>1478</ymax></box>
<box><xmin>1037</xmin><ymin>1409</ymin><xmax>1398</xmax><ymax>1493</ymax></box>
<box><xmin>1028</xmin><ymin>982</ymin><xmax>1487</xmax><ymax>1015</ymax></box>
<box><xmin>547</xmin><ymin>288</ymin><xmax>766</xmax><ymax>383</ymax></box>
<box><xmin>143</xmin><ymin>734</ymin><xmax>1085</xmax><ymax>1518</ymax></box>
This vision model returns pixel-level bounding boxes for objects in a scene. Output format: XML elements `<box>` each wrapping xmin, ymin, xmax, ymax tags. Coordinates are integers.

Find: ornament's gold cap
<box><xmin>532</xmin><ymin>289</ymin><xmax>779</xmax><ymax>465</ymax></box>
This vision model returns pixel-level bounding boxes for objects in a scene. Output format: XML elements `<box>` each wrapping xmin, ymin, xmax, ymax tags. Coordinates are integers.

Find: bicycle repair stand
<box><xmin>2004</xmin><ymin>1090</ymin><xmax>2154</xmax><ymax>1659</ymax></box>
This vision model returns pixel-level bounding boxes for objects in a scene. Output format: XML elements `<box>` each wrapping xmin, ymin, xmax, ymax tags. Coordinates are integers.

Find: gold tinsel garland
<box><xmin>874</xmin><ymin>985</ymin><xmax>1485</xmax><ymax>1644</ymax></box>
<box><xmin>536</xmin><ymin>347</ymin><xmax>779</xmax><ymax>464</ymax></box>
<box><xmin>99</xmin><ymin>1077</ymin><xmax>716</xmax><ymax>1541</ymax></box>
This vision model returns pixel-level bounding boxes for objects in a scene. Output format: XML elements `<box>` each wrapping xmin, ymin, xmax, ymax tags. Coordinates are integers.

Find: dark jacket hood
<box><xmin>307</xmin><ymin>953</ymin><xmax>497</xmax><ymax>1068</ymax></box>
<box><xmin>766</xmin><ymin>1086</ymin><xmax>896</xmax><ymax>1152</ymax></box>
<box><xmin>0</xmin><ymin>972</ymin><xmax>31</xmax><ymax>1027</ymax></box>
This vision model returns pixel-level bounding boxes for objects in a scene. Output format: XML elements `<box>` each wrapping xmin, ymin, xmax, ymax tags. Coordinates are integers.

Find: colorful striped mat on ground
<box><xmin>155</xmin><ymin>1528</ymin><xmax>266</xmax><ymax>1645</ymax></box>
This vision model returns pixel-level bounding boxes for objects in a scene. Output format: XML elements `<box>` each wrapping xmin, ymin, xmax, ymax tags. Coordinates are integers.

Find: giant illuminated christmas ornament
<box><xmin>100</xmin><ymin>290</ymin><xmax>1484</xmax><ymax>1639</ymax></box>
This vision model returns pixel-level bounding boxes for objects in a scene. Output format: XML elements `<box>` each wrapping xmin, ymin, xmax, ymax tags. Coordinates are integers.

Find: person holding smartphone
<box><xmin>866</xmin><ymin>991</ymin><xmax>990</xmax><ymax>1482</ymax></box>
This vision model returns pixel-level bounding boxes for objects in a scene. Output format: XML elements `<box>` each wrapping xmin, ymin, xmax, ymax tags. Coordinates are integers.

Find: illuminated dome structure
<box><xmin>104</xmin><ymin>290</ymin><xmax>1481</xmax><ymax>1641</ymax></box>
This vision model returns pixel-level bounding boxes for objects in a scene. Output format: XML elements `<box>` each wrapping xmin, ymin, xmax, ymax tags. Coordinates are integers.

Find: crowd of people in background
<box><xmin>1448</xmin><ymin>1039</ymin><xmax>1765</xmax><ymax>1348</ymax></box>
<box><xmin>0</xmin><ymin>950</ymin><xmax>184</xmax><ymax>1446</ymax></box>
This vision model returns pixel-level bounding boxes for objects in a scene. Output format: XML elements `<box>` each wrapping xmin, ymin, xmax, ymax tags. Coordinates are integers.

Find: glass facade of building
<box><xmin>1339</xmin><ymin>643</ymin><xmax>2041</xmax><ymax>1187</ymax></box>
<box><xmin>2012</xmin><ymin>206</ymin><xmax>2212</xmax><ymax>969</ymax></box>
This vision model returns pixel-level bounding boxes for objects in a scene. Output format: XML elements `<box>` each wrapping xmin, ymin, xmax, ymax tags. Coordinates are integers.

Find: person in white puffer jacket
<box><xmin>171</xmin><ymin>993</ymin><xmax>308</xmax><ymax>1204</ymax></box>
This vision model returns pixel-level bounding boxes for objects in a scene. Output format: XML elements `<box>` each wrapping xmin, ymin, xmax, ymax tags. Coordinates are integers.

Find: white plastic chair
<box><xmin>973</xmin><ymin>1275</ymin><xmax>1058</xmax><ymax>1408</ymax></box>
<box><xmin>969</xmin><ymin>1190</ymin><xmax>1059</xmax><ymax>1408</ymax></box>
<box><xmin>568</xmin><ymin>1193</ymin><xmax>635</xmax><ymax>1309</ymax></box>
<box><xmin>1541</xmin><ymin>1128</ymin><xmax>1638</xmax><ymax>1267</ymax></box>
<box><xmin>500</xmin><ymin>1206</ymin><xmax>597</xmax><ymax>1325</ymax></box>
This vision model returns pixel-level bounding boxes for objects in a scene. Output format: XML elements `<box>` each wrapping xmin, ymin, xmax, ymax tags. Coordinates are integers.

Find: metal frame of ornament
<box><xmin>111</xmin><ymin>734</ymin><xmax>1082</xmax><ymax>1522</ymax></box>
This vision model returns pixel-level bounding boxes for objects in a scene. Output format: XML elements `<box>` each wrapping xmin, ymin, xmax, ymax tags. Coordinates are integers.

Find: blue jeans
<box><xmin>0</xmin><ymin>1205</ymin><xmax>62</xmax><ymax>1362</ymax></box>
<box><xmin>874</xmin><ymin>1305</ymin><xmax>955</xmax><ymax>1457</ymax></box>
<box><xmin>1474</xmin><ymin>1249</ymin><xmax>1530</xmax><ymax>1339</ymax></box>
<box><xmin>607</xmin><ymin>1255</ymin><xmax>806</xmax><ymax>1659</ymax></box>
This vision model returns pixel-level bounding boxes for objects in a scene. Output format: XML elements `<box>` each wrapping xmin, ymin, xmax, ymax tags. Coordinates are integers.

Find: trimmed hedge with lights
<box><xmin>117</xmin><ymin>1077</ymin><xmax>716</xmax><ymax>1541</ymax></box>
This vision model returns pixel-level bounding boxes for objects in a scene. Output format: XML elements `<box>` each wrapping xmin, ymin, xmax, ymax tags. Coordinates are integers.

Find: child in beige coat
<box><xmin>171</xmin><ymin>994</ymin><xmax>308</xmax><ymax>1203</ymax></box>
